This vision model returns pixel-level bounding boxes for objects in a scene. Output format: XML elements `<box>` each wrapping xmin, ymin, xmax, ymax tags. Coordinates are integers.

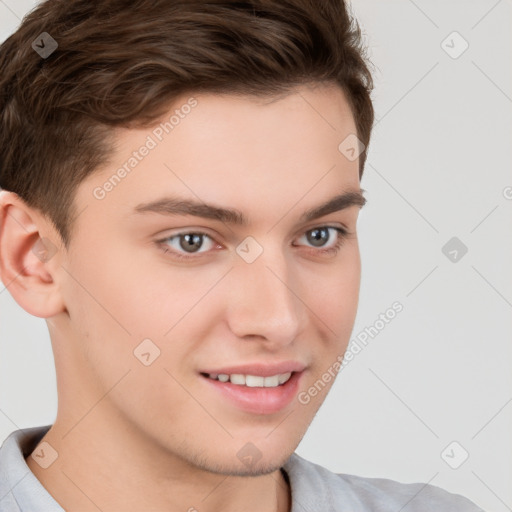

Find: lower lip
<box><xmin>200</xmin><ymin>371</ymin><xmax>303</xmax><ymax>415</ymax></box>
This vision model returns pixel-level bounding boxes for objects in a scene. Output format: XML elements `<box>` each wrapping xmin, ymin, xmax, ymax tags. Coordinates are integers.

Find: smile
<box><xmin>201</xmin><ymin>372</ymin><xmax>292</xmax><ymax>387</ymax></box>
<box><xmin>199</xmin><ymin>370</ymin><xmax>304</xmax><ymax>415</ymax></box>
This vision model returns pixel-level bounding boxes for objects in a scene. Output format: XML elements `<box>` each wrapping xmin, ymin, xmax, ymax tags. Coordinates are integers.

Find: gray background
<box><xmin>0</xmin><ymin>1</ymin><xmax>510</xmax><ymax>510</ymax></box>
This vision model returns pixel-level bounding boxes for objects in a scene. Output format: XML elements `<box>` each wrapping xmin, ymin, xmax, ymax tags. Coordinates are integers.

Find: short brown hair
<box><xmin>0</xmin><ymin>0</ymin><xmax>374</xmax><ymax>247</ymax></box>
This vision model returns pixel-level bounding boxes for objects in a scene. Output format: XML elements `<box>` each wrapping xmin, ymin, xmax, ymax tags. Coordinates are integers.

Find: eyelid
<box><xmin>156</xmin><ymin>224</ymin><xmax>351</xmax><ymax>261</ymax></box>
<box><xmin>297</xmin><ymin>219</ymin><xmax>350</xmax><ymax>235</ymax></box>
<box><xmin>156</xmin><ymin>220</ymin><xmax>350</xmax><ymax>243</ymax></box>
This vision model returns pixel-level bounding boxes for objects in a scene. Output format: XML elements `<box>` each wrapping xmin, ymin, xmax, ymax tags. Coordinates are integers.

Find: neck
<box><xmin>25</xmin><ymin>414</ymin><xmax>291</xmax><ymax>512</ymax></box>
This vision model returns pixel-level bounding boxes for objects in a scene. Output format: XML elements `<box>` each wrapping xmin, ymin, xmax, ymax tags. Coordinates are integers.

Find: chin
<box><xmin>184</xmin><ymin>442</ymin><xmax>294</xmax><ymax>477</ymax></box>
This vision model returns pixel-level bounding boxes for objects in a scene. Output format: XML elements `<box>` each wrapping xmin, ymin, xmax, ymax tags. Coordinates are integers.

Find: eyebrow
<box><xmin>133</xmin><ymin>189</ymin><xmax>366</xmax><ymax>226</ymax></box>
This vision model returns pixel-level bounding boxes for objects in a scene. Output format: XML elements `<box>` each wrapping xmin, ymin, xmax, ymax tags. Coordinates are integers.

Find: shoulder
<box><xmin>283</xmin><ymin>453</ymin><xmax>485</xmax><ymax>511</ymax></box>
<box><xmin>0</xmin><ymin>425</ymin><xmax>55</xmax><ymax>512</ymax></box>
<box><xmin>335</xmin><ymin>471</ymin><xmax>485</xmax><ymax>511</ymax></box>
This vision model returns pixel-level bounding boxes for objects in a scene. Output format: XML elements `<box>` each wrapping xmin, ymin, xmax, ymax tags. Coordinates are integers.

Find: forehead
<box><xmin>75</xmin><ymin>83</ymin><xmax>360</xmax><ymax>226</ymax></box>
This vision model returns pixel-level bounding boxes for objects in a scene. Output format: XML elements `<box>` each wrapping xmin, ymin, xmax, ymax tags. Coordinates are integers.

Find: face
<box><xmin>52</xmin><ymin>82</ymin><xmax>364</xmax><ymax>476</ymax></box>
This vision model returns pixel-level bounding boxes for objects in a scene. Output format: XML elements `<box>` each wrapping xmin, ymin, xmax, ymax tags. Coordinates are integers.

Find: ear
<box><xmin>0</xmin><ymin>190</ymin><xmax>66</xmax><ymax>318</ymax></box>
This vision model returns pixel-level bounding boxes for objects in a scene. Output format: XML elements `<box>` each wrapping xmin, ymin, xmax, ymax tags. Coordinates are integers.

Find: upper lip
<box><xmin>199</xmin><ymin>361</ymin><xmax>307</xmax><ymax>377</ymax></box>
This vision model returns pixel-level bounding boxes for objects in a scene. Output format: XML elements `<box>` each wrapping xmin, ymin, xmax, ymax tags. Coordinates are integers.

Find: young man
<box><xmin>0</xmin><ymin>1</ymin><xmax>484</xmax><ymax>511</ymax></box>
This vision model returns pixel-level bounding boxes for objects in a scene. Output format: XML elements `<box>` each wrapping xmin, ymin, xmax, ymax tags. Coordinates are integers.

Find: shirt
<box><xmin>0</xmin><ymin>425</ymin><xmax>485</xmax><ymax>511</ymax></box>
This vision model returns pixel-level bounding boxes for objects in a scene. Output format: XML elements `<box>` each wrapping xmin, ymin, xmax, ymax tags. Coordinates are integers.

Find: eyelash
<box><xmin>156</xmin><ymin>226</ymin><xmax>350</xmax><ymax>261</ymax></box>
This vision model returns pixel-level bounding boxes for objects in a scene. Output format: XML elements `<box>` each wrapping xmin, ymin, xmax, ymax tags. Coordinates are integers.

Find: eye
<box><xmin>158</xmin><ymin>231</ymin><xmax>218</xmax><ymax>259</ymax></box>
<box><xmin>156</xmin><ymin>225</ymin><xmax>349</xmax><ymax>261</ymax></box>
<box><xmin>294</xmin><ymin>226</ymin><xmax>348</xmax><ymax>256</ymax></box>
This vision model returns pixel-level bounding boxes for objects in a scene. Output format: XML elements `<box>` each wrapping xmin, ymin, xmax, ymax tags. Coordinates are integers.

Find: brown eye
<box><xmin>178</xmin><ymin>233</ymin><xmax>205</xmax><ymax>253</ymax></box>
<box><xmin>159</xmin><ymin>231</ymin><xmax>217</xmax><ymax>259</ymax></box>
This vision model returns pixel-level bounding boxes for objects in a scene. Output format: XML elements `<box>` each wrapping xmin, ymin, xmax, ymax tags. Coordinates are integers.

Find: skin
<box><xmin>0</xmin><ymin>82</ymin><xmax>364</xmax><ymax>512</ymax></box>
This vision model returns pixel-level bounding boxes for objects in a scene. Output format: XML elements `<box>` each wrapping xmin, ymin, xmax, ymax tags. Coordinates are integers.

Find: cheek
<box><xmin>59</xmin><ymin>240</ymin><xmax>145</xmax><ymax>370</ymax></box>
<box><xmin>65</xmin><ymin>239</ymin><xmax>163</xmax><ymax>333</ymax></box>
<box><xmin>308</xmin><ymin>246</ymin><xmax>361</xmax><ymax>318</ymax></box>
<box><xmin>298</xmin><ymin>252</ymin><xmax>360</xmax><ymax>401</ymax></box>
<box><xmin>82</xmin><ymin>236</ymin><xmax>222</xmax><ymax>333</ymax></box>
<box><xmin>305</xmin><ymin>247</ymin><xmax>361</xmax><ymax>360</ymax></box>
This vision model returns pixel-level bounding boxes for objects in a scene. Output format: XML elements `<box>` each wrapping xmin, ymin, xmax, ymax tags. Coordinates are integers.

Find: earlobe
<box><xmin>0</xmin><ymin>191</ymin><xmax>66</xmax><ymax>318</ymax></box>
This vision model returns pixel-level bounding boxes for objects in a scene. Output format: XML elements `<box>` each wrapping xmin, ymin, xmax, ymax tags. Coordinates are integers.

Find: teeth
<box><xmin>278</xmin><ymin>373</ymin><xmax>292</xmax><ymax>384</ymax></box>
<box><xmin>230</xmin><ymin>374</ymin><xmax>246</xmax><ymax>385</ymax></box>
<box><xmin>207</xmin><ymin>372</ymin><xmax>292</xmax><ymax>387</ymax></box>
<box><xmin>264</xmin><ymin>375</ymin><xmax>279</xmax><ymax>387</ymax></box>
<box><xmin>245</xmin><ymin>375</ymin><xmax>264</xmax><ymax>387</ymax></box>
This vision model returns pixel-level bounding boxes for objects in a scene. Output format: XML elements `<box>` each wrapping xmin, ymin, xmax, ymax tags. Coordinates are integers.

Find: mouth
<box><xmin>198</xmin><ymin>370</ymin><xmax>304</xmax><ymax>415</ymax></box>
<box><xmin>199</xmin><ymin>371</ymin><xmax>293</xmax><ymax>387</ymax></box>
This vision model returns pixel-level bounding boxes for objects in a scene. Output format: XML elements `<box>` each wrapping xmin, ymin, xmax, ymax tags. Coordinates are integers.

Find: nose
<box><xmin>226</xmin><ymin>248</ymin><xmax>307</xmax><ymax>347</ymax></box>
